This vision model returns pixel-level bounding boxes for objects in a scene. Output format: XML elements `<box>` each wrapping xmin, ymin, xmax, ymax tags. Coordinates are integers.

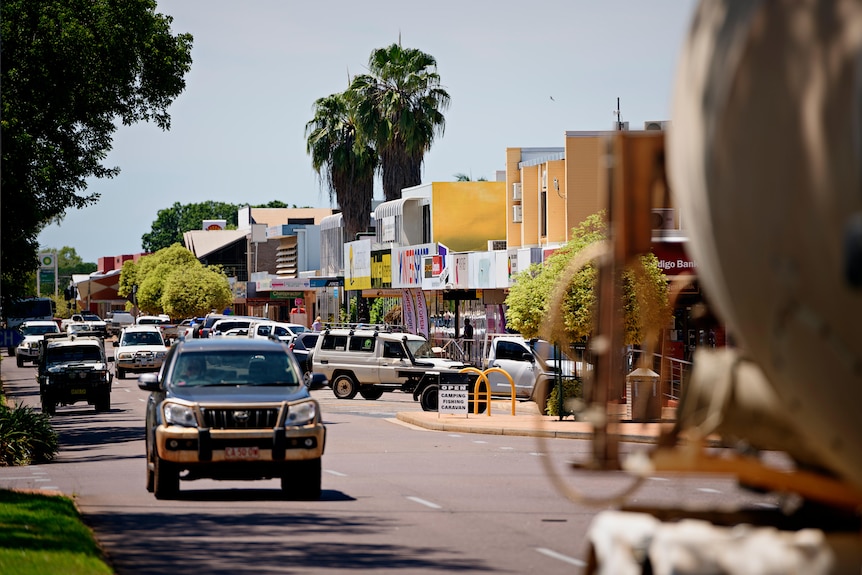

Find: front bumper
<box><xmin>156</xmin><ymin>423</ymin><xmax>326</xmax><ymax>465</ymax></box>
<box><xmin>16</xmin><ymin>346</ymin><xmax>40</xmax><ymax>359</ymax></box>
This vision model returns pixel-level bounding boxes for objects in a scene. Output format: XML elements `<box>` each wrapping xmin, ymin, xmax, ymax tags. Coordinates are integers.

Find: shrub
<box><xmin>545</xmin><ymin>377</ymin><xmax>583</xmax><ymax>418</ymax></box>
<box><xmin>0</xmin><ymin>404</ymin><xmax>59</xmax><ymax>466</ymax></box>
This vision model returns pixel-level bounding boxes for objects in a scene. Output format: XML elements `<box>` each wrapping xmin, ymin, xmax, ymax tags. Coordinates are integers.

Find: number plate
<box><xmin>71</xmin><ymin>388</ymin><xmax>87</xmax><ymax>395</ymax></box>
<box><xmin>225</xmin><ymin>446</ymin><xmax>259</xmax><ymax>460</ymax></box>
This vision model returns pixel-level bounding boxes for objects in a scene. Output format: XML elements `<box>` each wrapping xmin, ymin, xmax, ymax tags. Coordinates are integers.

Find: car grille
<box><xmin>201</xmin><ymin>408</ymin><xmax>279</xmax><ymax>429</ymax></box>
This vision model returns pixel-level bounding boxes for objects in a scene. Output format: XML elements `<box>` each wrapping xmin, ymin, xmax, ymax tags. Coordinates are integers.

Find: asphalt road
<box><xmin>0</xmin><ymin>352</ymin><xmax>784</xmax><ymax>575</ymax></box>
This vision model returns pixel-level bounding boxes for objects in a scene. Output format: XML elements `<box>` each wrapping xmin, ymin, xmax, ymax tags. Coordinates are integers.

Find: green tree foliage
<box><xmin>306</xmin><ymin>92</ymin><xmax>377</xmax><ymax>241</ymax></box>
<box><xmin>453</xmin><ymin>173</ymin><xmax>488</xmax><ymax>182</ymax></box>
<box><xmin>506</xmin><ymin>212</ymin><xmax>670</xmax><ymax>346</ymax></box>
<box><xmin>118</xmin><ymin>244</ymin><xmax>230</xmax><ymax>318</ymax></box>
<box><xmin>141</xmin><ymin>201</ymin><xmax>240</xmax><ymax>253</ymax></box>
<box><xmin>0</xmin><ymin>0</ymin><xmax>193</xmax><ymax>309</ymax></box>
<box><xmin>350</xmin><ymin>43</ymin><xmax>450</xmax><ymax>201</ymax></box>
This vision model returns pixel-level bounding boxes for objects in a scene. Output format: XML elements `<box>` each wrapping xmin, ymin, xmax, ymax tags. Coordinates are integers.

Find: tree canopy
<box><xmin>351</xmin><ymin>43</ymin><xmax>450</xmax><ymax>201</ymax></box>
<box><xmin>306</xmin><ymin>92</ymin><xmax>377</xmax><ymax>241</ymax></box>
<box><xmin>118</xmin><ymin>244</ymin><xmax>231</xmax><ymax>318</ymax></box>
<box><xmin>1</xmin><ymin>0</ymin><xmax>193</xmax><ymax>309</ymax></box>
<box><xmin>505</xmin><ymin>212</ymin><xmax>670</xmax><ymax>346</ymax></box>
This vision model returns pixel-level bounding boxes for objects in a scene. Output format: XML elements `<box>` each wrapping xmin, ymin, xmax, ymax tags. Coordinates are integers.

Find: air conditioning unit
<box><xmin>644</xmin><ymin>120</ymin><xmax>670</xmax><ymax>131</ymax></box>
<box><xmin>651</xmin><ymin>208</ymin><xmax>676</xmax><ymax>230</ymax></box>
<box><xmin>487</xmin><ymin>240</ymin><xmax>507</xmax><ymax>251</ymax></box>
<box><xmin>512</xmin><ymin>205</ymin><xmax>523</xmax><ymax>223</ymax></box>
<box><xmin>512</xmin><ymin>183</ymin><xmax>522</xmax><ymax>201</ymax></box>
<box><xmin>616</xmin><ymin>121</ymin><xmax>630</xmax><ymax>131</ymax></box>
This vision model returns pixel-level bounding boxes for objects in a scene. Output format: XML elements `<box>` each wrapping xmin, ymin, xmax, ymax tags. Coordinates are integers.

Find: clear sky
<box><xmin>37</xmin><ymin>0</ymin><xmax>699</xmax><ymax>264</ymax></box>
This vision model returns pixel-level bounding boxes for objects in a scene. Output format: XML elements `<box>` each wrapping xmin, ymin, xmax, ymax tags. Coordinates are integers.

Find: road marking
<box><xmin>648</xmin><ymin>476</ymin><xmax>669</xmax><ymax>481</ymax></box>
<box><xmin>447</xmin><ymin>434</ymin><xmax>463</xmax><ymax>438</ymax></box>
<box><xmin>138</xmin><ymin>398</ymin><xmax>146</xmax><ymax>402</ymax></box>
<box><xmin>385</xmin><ymin>418</ymin><xmax>431</xmax><ymax>431</ymax></box>
<box><xmin>472</xmin><ymin>440</ymin><xmax>488</xmax><ymax>444</ymax></box>
<box><xmin>499</xmin><ymin>446</ymin><xmax>514</xmax><ymax>450</ymax></box>
<box><xmin>324</xmin><ymin>470</ymin><xmax>347</xmax><ymax>477</ymax></box>
<box><xmin>535</xmin><ymin>547</ymin><xmax>586</xmax><ymax>567</ymax></box>
<box><xmin>697</xmin><ymin>487</ymin><xmax>722</xmax><ymax>494</ymax></box>
<box><xmin>529</xmin><ymin>452</ymin><xmax>546</xmax><ymax>457</ymax></box>
<box><xmin>406</xmin><ymin>496</ymin><xmax>441</xmax><ymax>509</ymax></box>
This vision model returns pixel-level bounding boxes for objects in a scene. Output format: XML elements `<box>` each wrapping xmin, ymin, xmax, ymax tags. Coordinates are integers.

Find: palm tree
<box><xmin>305</xmin><ymin>92</ymin><xmax>377</xmax><ymax>241</ymax></box>
<box><xmin>453</xmin><ymin>173</ymin><xmax>488</xmax><ymax>182</ymax></box>
<box><xmin>350</xmin><ymin>43</ymin><xmax>450</xmax><ymax>201</ymax></box>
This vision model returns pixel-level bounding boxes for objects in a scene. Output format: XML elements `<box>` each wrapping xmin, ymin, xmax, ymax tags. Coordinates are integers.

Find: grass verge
<box><xmin>0</xmin><ymin>489</ymin><xmax>113</xmax><ymax>575</ymax></box>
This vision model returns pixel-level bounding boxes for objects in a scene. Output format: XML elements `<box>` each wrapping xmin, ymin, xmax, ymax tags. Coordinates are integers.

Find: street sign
<box><xmin>438</xmin><ymin>383</ymin><xmax>468</xmax><ymax>414</ymax></box>
<box><xmin>0</xmin><ymin>328</ymin><xmax>24</xmax><ymax>349</ymax></box>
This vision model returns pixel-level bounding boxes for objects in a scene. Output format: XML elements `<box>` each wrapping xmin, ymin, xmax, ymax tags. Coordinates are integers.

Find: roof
<box><xmin>183</xmin><ymin>229</ymin><xmax>248</xmax><ymax>259</ymax></box>
<box><xmin>249</xmin><ymin>207</ymin><xmax>334</xmax><ymax>226</ymax></box>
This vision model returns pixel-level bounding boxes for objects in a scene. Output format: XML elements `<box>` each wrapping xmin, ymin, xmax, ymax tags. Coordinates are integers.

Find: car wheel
<box><xmin>332</xmin><ymin>374</ymin><xmax>358</xmax><ymax>399</ymax></box>
<box><xmin>117</xmin><ymin>368</ymin><xmax>125</xmax><ymax>380</ymax></box>
<box><xmin>16</xmin><ymin>355</ymin><xmax>23</xmax><ymax>368</ymax></box>
<box><xmin>302</xmin><ymin>371</ymin><xmax>314</xmax><ymax>389</ymax></box>
<box><xmin>531</xmin><ymin>379</ymin><xmax>551</xmax><ymax>415</ymax></box>
<box><xmin>41</xmin><ymin>396</ymin><xmax>56</xmax><ymax>416</ymax></box>
<box><xmin>8</xmin><ymin>347</ymin><xmax>15</xmax><ymax>357</ymax></box>
<box><xmin>419</xmin><ymin>385</ymin><xmax>438</xmax><ymax>411</ymax></box>
<box><xmin>359</xmin><ymin>386</ymin><xmax>384</xmax><ymax>400</ymax></box>
<box><xmin>94</xmin><ymin>393</ymin><xmax>111</xmax><ymax>413</ymax></box>
<box><xmin>281</xmin><ymin>458</ymin><xmax>321</xmax><ymax>500</ymax></box>
<box><xmin>145</xmin><ymin>451</ymin><xmax>155</xmax><ymax>493</ymax></box>
<box><xmin>153</xmin><ymin>454</ymin><xmax>179</xmax><ymax>499</ymax></box>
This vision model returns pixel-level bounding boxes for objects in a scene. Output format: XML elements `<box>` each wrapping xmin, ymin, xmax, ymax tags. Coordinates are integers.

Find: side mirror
<box><xmin>522</xmin><ymin>352</ymin><xmax>535</xmax><ymax>362</ymax></box>
<box><xmin>137</xmin><ymin>372</ymin><xmax>162</xmax><ymax>392</ymax></box>
<box><xmin>112</xmin><ymin>341</ymin><xmax>118</xmax><ymax>347</ymax></box>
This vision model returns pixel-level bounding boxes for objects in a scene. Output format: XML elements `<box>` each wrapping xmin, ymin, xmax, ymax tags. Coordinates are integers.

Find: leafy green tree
<box><xmin>161</xmin><ymin>265</ymin><xmax>232</xmax><ymax>319</ymax></box>
<box><xmin>142</xmin><ymin>201</ymin><xmax>240</xmax><ymax>253</ymax></box>
<box><xmin>1</xmin><ymin>0</ymin><xmax>193</xmax><ymax>310</ymax></box>
<box><xmin>306</xmin><ymin>92</ymin><xmax>377</xmax><ymax>241</ymax></box>
<box><xmin>351</xmin><ymin>43</ymin><xmax>450</xmax><ymax>201</ymax></box>
<box><xmin>119</xmin><ymin>244</ymin><xmax>230</xmax><ymax>317</ymax></box>
<box><xmin>506</xmin><ymin>212</ymin><xmax>670</xmax><ymax>346</ymax></box>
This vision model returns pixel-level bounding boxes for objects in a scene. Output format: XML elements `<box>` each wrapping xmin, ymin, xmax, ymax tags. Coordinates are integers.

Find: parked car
<box><xmin>312</xmin><ymin>326</ymin><xmax>469</xmax><ymax>402</ymax></box>
<box><xmin>289</xmin><ymin>332</ymin><xmax>322</xmax><ymax>388</ymax></box>
<box><xmin>137</xmin><ymin>337</ymin><xmax>327</xmax><ymax>499</ymax></box>
<box><xmin>248</xmin><ymin>320</ymin><xmax>306</xmax><ymax>343</ymax></box>
<box><xmin>113</xmin><ymin>325</ymin><xmax>168</xmax><ymax>379</ymax></box>
<box><xmin>15</xmin><ymin>320</ymin><xmax>61</xmax><ymax>367</ymax></box>
<box><xmin>210</xmin><ymin>318</ymin><xmax>257</xmax><ymax>337</ymax></box>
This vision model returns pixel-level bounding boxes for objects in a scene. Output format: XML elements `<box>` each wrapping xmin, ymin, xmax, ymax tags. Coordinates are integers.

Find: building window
<box><xmin>422</xmin><ymin>205</ymin><xmax>431</xmax><ymax>243</ymax></box>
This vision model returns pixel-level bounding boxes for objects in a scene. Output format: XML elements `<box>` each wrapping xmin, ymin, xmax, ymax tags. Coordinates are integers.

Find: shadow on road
<box><xmin>85</xmin><ymin>507</ymin><xmax>498</xmax><ymax>575</ymax></box>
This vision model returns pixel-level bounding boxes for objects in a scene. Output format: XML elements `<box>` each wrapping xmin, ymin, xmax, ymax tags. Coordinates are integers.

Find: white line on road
<box><xmin>499</xmin><ymin>446</ymin><xmax>514</xmax><ymax>450</ymax></box>
<box><xmin>536</xmin><ymin>547</ymin><xmax>586</xmax><ymax>567</ymax></box>
<box><xmin>406</xmin><ymin>496</ymin><xmax>441</xmax><ymax>509</ymax></box>
<box><xmin>324</xmin><ymin>470</ymin><xmax>347</xmax><ymax>477</ymax></box>
<box><xmin>472</xmin><ymin>440</ymin><xmax>488</xmax><ymax>444</ymax></box>
<box><xmin>529</xmin><ymin>452</ymin><xmax>546</xmax><ymax>457</ymax></box>
<box><xmin>697</xmin><ymin>487</ymin><xmax>722</xmax><ymax>494</ymax></box>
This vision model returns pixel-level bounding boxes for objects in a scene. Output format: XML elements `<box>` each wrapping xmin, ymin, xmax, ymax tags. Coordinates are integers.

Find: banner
<box><xmin>412</xmin><ymin>288</ymin><xmax>429</xmax><ymax>338</ymax></box>
<box><xmin>401</xmin><ymin>289</ymin><xmax>416</xmax><ymax>335</ymax></box>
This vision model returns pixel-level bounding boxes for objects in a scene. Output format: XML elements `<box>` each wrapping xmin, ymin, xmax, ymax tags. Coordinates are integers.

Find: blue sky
<box><xmin>37</xmin><ymin>0</ymin><xmax>699</xmax><ymax>264</ymax></box>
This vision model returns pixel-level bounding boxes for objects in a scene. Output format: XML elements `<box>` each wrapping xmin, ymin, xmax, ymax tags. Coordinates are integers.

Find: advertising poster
<box><xmin>344</xmin><ymin>239</ymin><xmax>372</xmax><ymax>290</ymax></box>
<box><xmin>401</xmin><ymin>288</ymin><xmax>416</xmax><ymax>334</ymax></box>
<box><xmin>412</xmin><ymin>288</ymin><xmax>429</xmax><ymax>338</ymax></box>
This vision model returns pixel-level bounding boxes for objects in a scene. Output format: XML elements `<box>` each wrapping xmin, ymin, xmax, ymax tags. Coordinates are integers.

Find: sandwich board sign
<box><xmin>438</xmin><ymin>383</ymin><xmax>468</xmax><ymax>415</ymax></box>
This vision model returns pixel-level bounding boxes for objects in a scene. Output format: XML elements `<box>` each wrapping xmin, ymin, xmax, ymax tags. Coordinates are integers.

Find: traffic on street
<box><xmin>0</xmin><ymin>348</ymin><xmax>786</xmax><ymax>575</ymax></box>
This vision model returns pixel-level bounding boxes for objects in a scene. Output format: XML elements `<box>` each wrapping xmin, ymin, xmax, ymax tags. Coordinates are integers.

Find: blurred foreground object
<box><xmin>584</xmin><ymin>1</ymin><xmax>862</xmax><ymax>572</ymax></box>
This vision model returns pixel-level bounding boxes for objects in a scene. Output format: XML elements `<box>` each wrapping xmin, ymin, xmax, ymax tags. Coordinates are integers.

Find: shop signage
<box><xmin>371</xmin><ymin>249</ymin><xmax>392</xmax><ymax>289</ymax></box>
<box><xmin>438</xmin><ymin>383</ymin><xmax>468</xmax><ymax>414</ymax></box>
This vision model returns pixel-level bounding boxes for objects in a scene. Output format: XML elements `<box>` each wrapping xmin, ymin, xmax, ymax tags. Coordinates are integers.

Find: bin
<box><xmin>626</xmin><ymin>367</ymin><xmax>662</xmax><ymax>422</ymax></box>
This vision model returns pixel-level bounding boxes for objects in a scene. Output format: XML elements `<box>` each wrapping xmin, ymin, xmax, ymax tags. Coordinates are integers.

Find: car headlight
<box><xmin>163</xmin><ymin>402</ymin><xmax>198</xmax><ymax>427</ymax></box>
<box><xmin>285</xmin><ymin>400</ymin><xmax>317</xmax><ymax>426</ymax></box>
<box><xmin>117</xmin><ymin>352</ymin><xmax>133</xmax><ymax>361</ymax></box>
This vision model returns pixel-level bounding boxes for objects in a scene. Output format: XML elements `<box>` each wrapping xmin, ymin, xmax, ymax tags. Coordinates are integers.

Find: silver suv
<box><xmin>312</xmin><ymin>327</ymin><xmax>468</xmax><ymax>401</ymax></box>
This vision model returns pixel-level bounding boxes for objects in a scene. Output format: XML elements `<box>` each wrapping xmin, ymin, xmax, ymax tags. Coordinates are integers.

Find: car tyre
<box><xmin>302</xmin><ymin>370</ymin><xmax>314</xmax><ymax>389</ymax></box>
<box><xmin>359</xmin><ymin>386</ymin><xmax>384</xmax><ymax>400</ymax></box>
<box><xmin>153</xmin><ymin>453</ymin><xmax>179</xmax><ymax>499</ymax></box>
<box><xmin>41</xmin><ymin>396</ymin><xmax>56</xmax><ymax>416</ymax></box>
<box><xmin>282</xmin><ymin>458</ymin><xmax>321</xmax><ymax>500</ymax></box>
<box><xmin>332</xmin><ymin>374</ymin><xmax>358</xmax><ymax>399</ymax></box>
<box><xmin>94</xmin><ymin>393</ymin><xmax>111</xmax><ymax>413</ymax></box>
<box><xmin>117</xmin><ymin>367</ymin><xmax>125</xmax><ymax>380</ymax></box>
<box><xmin>16</xmin><ymin>355</ymin><xmax>23</xmax><ymax>368</ymax></box>
<box><xmin>419</xmin><ymin>385</ymin><xmax>438</xmax><ymax>412</ymax></box>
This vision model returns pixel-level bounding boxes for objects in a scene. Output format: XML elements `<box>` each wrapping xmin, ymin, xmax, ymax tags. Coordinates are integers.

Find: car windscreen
<box><xmin>48</xmin><ymin>347</ymin><xmax>102</xmax><ymax>364</ymax></box>
<box><xmin>405</xmin><ymin>339</ymin><xmax>436</xmax><ymax>358</ymax></box>
<box><xmin>22</xmin><ymin>325</ymin><xmax>59</xmax><ymax>336</ymax></box>
<box><xmin>169</xmin><ymin>350</ymin><xmax>300</xmax><ymax>388</ymax></box>
<box><xmin>121</xmin><ymin>332</ymin><xmax>164</xmax><ymax>346</ymax></box>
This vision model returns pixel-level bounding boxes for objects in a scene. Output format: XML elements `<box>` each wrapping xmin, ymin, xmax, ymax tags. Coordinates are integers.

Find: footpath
<box><xmin>396</xmin><ymin>398</ymin><xmax>670</xmax><ymax>444</ymax></box>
